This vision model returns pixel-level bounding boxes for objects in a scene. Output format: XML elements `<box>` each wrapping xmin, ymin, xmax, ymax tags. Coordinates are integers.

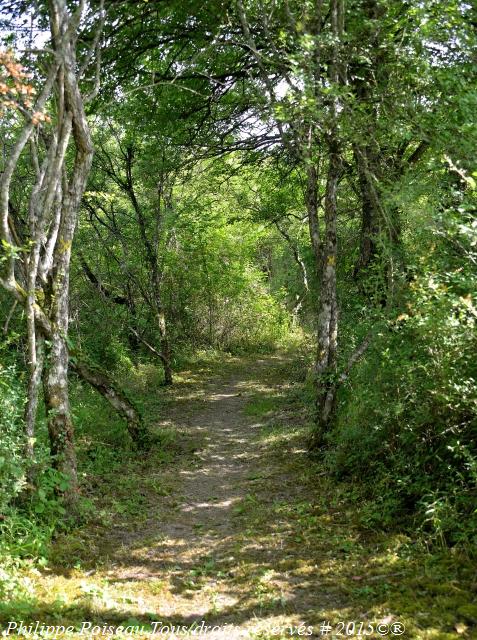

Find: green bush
<box><xmin>0</xmin><ymin>354</ymin><xmax>71</xmax><ymax>567</ymax></box>
<box><xmin>327</xmin><ymin>198</ymin><xmax>477</xmax><ymax>548</ymax></box>
<box><xmin>0</xmin><ymin>362</ymin><xmax>27</xmax><ymax>512</ymax></box>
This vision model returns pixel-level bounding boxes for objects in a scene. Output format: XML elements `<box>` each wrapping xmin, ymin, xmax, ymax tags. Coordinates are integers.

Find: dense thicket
<box><xmin>0</xmin><ymin>0</ymin><xmax>476</xmax><ymax>564</ymax></box>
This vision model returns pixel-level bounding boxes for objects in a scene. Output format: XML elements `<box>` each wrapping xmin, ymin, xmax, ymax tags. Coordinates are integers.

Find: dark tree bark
<box><xmin>125</xmin><ymin>148</ymin><xmax>174</xmax><ymax>386</ymax></box>
<box><xmin>274</xmin><ymin>220</ymin><xmax>309</xmax><ymax>321</ymax></box>
<box><xmin>79</xmin><ymin>251</ymin><xmax>141</xmax><ymax>356</ymax></box>
<box><xmin>353</xmin><ymin>145</ymin><xmax>381</xmax><ymax>277</ymax></box>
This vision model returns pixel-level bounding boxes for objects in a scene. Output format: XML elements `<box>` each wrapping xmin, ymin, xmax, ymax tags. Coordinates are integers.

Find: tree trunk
<box><xmin>40</xmin><ymin>0</ymin><xmax>95</xmax><ymax>502</ymax></box>
<box><xmin>126</xmin><ymin>286</ymin><xmax>141</xmax><ymax>358</ymax></box>
<box><xmin>0</xmin><ymin>1</ymin><xmax>103</xmax><ymax>500</ymax></box>
<box><xmin>311</xmin><ymin>146</ymin><xmax>341</xmax><ymax>447</ymax></box>
<box><xmin>353</xmin><ymin>144</ymin><xmax>403</xmax><ymax>305</ymax></box>
<box><xmin>72</xmin><ymin>360</ymin><xmax>150</xmax><ymax>448</ymax></box>
<box><xmin>42</xmin><ymin>333</ymin><xmax>78</xmax><ymax>504</ymax></box>
<box><xmin>353</xmin><ymin>145</ymin><xmax>380</xmax><ymax>277</ymax></box>
<box><xmin>24</xmin><ymin>336</ymin><xmax>44</xmax><ymax>484</ymax></box>
<box><xmin>42</xmin><ymin>187</ymin><xmax>82</xmax><ymax>504</ymax></box>
<box><xmin>309</xmin><ymin>0</ymin><xmax>345</xmax><ymax>448</ymax></box>
<box><xmin>156</xmin><ymin>306</ymin><xmax>173</xmax><ymax>385</ymax></box>
<box><xmin>275</xmin><ymin>221</ymin><xmax>309</xmax><ymax>324</ymax></box>
<box><xmin>123</xmin><ymin>148</ymin><xmax>174</xmax><ymax>385</ymax></box>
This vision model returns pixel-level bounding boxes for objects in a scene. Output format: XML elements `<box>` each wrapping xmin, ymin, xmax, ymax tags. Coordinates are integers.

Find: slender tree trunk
<box><xmin>353</xmin><ymin>146</ymin><xmax>380</xmax><ymax>277</ymax></box>
<box><xmin>126</xmin><ymin>286</ymin><xmax>141</xmax><ymax>358</ymax></box>
<box><xmin>310</xmin><ymin>0</ymin><xmax>345</xmax><ymax>447</ymax></box>
<box><xmin>41</xmin><ymin>0</ymin><xmax>95</xmax><ymax>502</ymax></box>
<box><xmin>156</xmin><ymin>305</ymin><xmax>173</xmax><ymax>385</ymax></box>
<box><xmin>123</xmin><ymin>149</ymin><xmax>174</xmax><ymax>385</ymax></box>
<box><xmin>275</xmin><ymin>221</ymin><xmax>309</xmax><ymax>324</ymax></box>
<box><xmin>353</xmin><ymin>144</ymin><xmax>403</xmax><ymax>305</ymax></box>
<box><xmin>42</xmin><ymin>250</ymin><xmax>78</xmax><ymax>503</ymax></box>
<box><xmin>24</xmin><ymin>240</ymin><xmax>43</xmax><ymax>469</ymax></box>
<box><xmin>24</xmin><ymin>120</ymin><xmax>70</xmax><ymax>479</ymax></box>
<box><xmin>311</xmin><ymin>145</ymin><xmax>341</xmax><ymax>446</ymax></box>
<box><xmin>42</xmin><ymin>188</ymin><xmax>83</xmax><ymax>504</ymax></box>
<box><xmin>43</xmin><ymin>334</ymin><xmax>78</xmax><ymax>502</ymax></box>
<box><xmin>24</xmin><ymin>336</ymin><xmax>44</xmax><ymax>484</ymax></box>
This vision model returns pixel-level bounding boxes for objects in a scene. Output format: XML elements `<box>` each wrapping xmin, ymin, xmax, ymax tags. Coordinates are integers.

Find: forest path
<box><xmin>103</xmin><ymin>354</ymin><xmax>337</xmax><ymax>638</ymax></box>
<box><xmin>7</xmin><ymin>355</ymin><xmax>474</xmax><ymax>639</ymax></box>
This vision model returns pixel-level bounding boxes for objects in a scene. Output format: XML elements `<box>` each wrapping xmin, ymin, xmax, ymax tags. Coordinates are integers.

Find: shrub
<box><xmin>0</xmin><ymin>362</ymin><xmax>27</xmax><ymax>512</ymax></box>
<box><xmin>327</xmin><ymin>197</ymin><xmax>477</xmax><ymax>548</ymax></box>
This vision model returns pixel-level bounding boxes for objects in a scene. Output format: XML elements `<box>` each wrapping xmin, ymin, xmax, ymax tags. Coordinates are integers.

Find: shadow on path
<box><xmin>3</xmin><ymin>356</ymin><xmax>475</xmax><ymax>639</ymax></box>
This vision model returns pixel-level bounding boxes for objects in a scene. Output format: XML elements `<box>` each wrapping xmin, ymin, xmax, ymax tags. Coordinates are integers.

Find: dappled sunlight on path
<box><xmin>3</xmin><ymin>356</ymin><xmax>475</xmax><ymax>639</ymax></box>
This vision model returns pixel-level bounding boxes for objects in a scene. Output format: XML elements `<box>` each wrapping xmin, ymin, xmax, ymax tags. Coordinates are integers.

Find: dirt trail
<box><xmin>106</xmin><ymin>356</ymin><xmax>324</xmax><ymax>638</ymax></box>
<box><xmin>11</xmin><ymin>356</ymin><xmax>473</xmax><ymax>639</ymax></box>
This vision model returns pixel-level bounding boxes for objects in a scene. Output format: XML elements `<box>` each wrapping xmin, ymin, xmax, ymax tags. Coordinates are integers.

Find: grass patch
<box><xmin>244</xmin><ymin>394</ymin><xmax>285</xmax><ymax>417</ymax></box>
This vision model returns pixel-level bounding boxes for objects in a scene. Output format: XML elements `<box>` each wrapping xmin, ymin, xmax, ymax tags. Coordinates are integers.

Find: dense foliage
<box><xmin>0</xmin><ymin>358</ymin><xmax>25</xmax><ymax>513</ymax></box>
<box><xmin>330</xmin><ymin>186</ymin><xmax>477</xmax><ymax>544</ymax></box>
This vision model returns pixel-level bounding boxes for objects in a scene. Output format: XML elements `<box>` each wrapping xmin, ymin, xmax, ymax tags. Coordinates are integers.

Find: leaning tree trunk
<box><xmin>72</xmin><ymin>361</ymin><xmax>149</xmax><ymax>448</ymax></box>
